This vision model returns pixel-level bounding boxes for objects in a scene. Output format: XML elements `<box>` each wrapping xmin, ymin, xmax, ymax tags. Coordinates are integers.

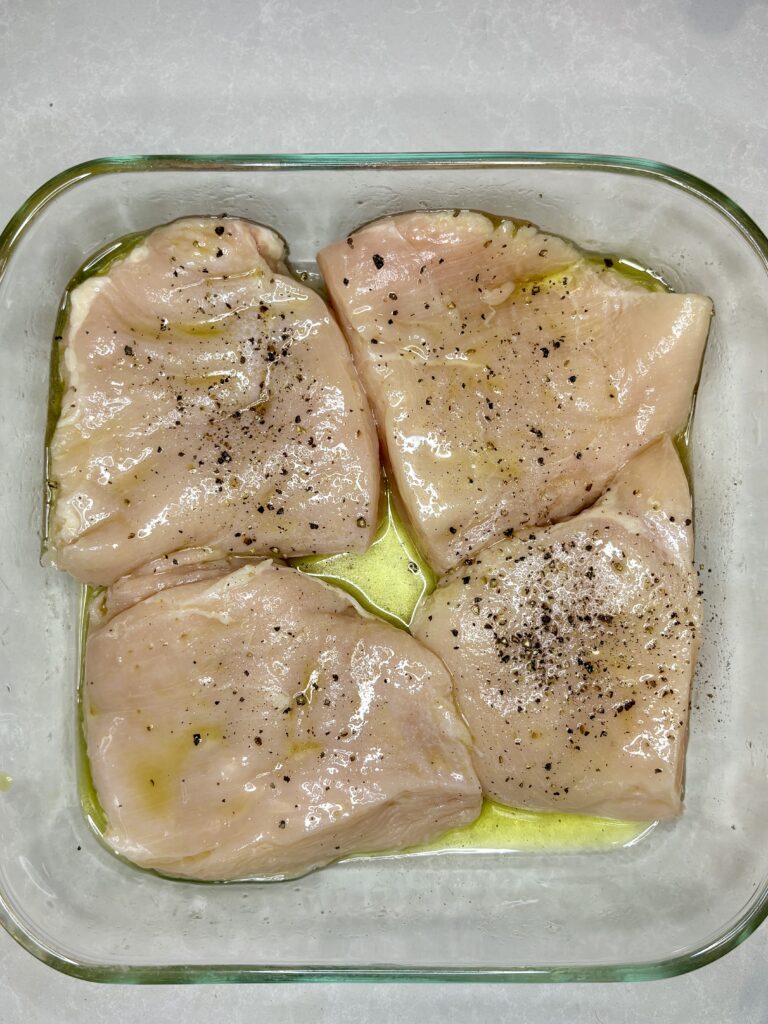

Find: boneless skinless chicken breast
<box><xmin>47</xmin><ymin>217</ymin><xmax>380</xmax><ymax>586</ymax></box>
<box><xmin>318</xmin><ymin>212</ymin><xmax>711</xmax><ymax>573</ymax></box>
<box><xmin>84</xmin><ymin>561</ymin><xmax>481</xmax><ymax>880</ymax></box>
<box><xmin>412</xmin><ymin>437</ymin><xmax>700</xmax><ymax>821</ymax></box>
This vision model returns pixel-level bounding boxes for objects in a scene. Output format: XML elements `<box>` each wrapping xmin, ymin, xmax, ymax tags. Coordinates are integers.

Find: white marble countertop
<box><xmin>1</xmin><ymin>0</ymin><xmax>766</xmax><ymax>1019</ymax></box>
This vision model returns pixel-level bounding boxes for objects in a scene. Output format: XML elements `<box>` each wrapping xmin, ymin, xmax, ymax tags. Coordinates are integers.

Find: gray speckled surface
<box><xmin>1</xmin><ymin>0</ymin><xmax>767</xmax><ymax>1019</ymax></box>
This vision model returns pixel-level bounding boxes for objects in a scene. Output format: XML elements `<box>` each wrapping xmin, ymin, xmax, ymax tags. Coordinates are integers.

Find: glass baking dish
<box><xmin>0</xmin><ymin>153</ymin><xmax>767</xmax><ymax>984</ymax></box>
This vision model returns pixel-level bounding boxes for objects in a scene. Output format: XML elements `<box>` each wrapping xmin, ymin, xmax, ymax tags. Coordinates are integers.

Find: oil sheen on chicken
<box><xmin>84</xmin><ymin>560</ymin><xmax>482</xmax><ymax>880</ymax></box>
<box><xmin>318</xmin><ymin>212</ymin><xmax>711</xmax><ymax>573</ymax></box>
<box><xmin>48</xmin><ymin>217</ymin><xmax>380</xmax><ymax>585</ymax></box>
<box><xmin>412</xmin><ymin>437</ymin><xmax>700</xmax><ymax>821</ymax></box>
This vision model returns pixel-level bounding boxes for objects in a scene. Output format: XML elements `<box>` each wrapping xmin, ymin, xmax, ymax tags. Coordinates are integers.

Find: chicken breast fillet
<box><xmin>318</xmin><ymin>211</ymin><xmax>711</xmax><ymax>573</ymax></box>
<box><xmin>48</xmin><ymin>216</ymin><xmax>380</xmax><ymax>585</ymax></box>
<box><xmin>84</xmin><ymin>561</ymin><xmax>481</xmax><ymax>880</ymax></box>
<box><xmin>412</xmin><ymin>437</ymin><xmax>700</xmax><ymax>821</ymax></box>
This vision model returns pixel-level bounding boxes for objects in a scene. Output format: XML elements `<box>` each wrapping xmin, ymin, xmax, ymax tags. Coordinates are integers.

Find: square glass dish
<box><xmin>1</xmin><ymin>153</ymin><xmax>767</xmax><ymax>984</ymax></box>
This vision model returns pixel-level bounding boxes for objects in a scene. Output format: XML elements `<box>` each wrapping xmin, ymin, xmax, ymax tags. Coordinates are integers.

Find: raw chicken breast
<box><xmin>318</xmin><ymin>212</ymin><xmax>711</xmax><ymax>573</ymax></box>
<box><xmin>85</xmin><ymin>560</ymin><xmax>481</xmax><ymax>880</ymax></box>
<box><xmin>412</xmin><ymin>437</ymin><xmax>700</xmax><ymax>821</ymax></box>
<box><xmin>98</xmin><ymin>551</ymin><xmax>257</xmax><ymax>622</ymax></box>
<box><xmin>48</xmin><ymin>217</ymin><xmax>380</xmax><ymax>586</ymax></box>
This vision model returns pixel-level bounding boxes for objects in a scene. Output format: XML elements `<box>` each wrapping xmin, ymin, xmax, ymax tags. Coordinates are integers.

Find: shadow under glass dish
<box><xmin>0</xmin><ymin>153</ymin><xmax>766</xmax><ymax>982</ymax></box>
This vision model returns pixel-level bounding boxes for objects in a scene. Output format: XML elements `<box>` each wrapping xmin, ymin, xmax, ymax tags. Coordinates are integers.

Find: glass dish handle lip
<box><xmin>0</xmin><ymin>878</ymin><xmax>765</xmax><ymax>984</ymax></box>
<box><xmin>2</xmin><ymin>151</ymin><xmax>768</xmax><ymax>285</ymax></box>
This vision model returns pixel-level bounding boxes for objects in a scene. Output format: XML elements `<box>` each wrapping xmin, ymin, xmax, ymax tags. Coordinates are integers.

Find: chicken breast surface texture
<box><xmin>85</xmin><ymin>560</ymin><xmax>482</xmax><ymax>880</ymax></box>
<box><xmin>318</xmin><ymin>212</ymin><xmax>711</xmax><ymax>573</ymax></box>
<box><xmin>48</xmin><ymin>217</ymin><xmax>380</xmax><ymax>585</ymax></box>
<box><xmin>412</xmin><ymin>437</ymin><xmax>700</xmax><ymax>821</ymax></box>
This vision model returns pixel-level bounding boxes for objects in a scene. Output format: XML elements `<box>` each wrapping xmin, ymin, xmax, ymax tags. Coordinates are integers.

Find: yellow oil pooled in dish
<box><xmin>291</xmin><ymin>484</ymin><xmax>435</xmax><ymax>629</ymax></box>
<box><xmin>586</xmin><ymin>252</ymin><xmax>669</xmax><ymax>292</ymax></box>
<box><xmin>407</xmin><ymin>799</ymin><xmax>653</xmax><ymax>854</ymax></box>
<box><xmin>0</xmin><ymin>773</ymin><xmax>13</xmax><ymax>792</ymax></box>
<box><xmin>77</xmin><ymin>586</ymin><xmax>108</xmax><ymax>838</ymax></box>
<box><xmin>64</xmin><ymin>223</ymin><xmax>676</xmax><ymax>864</ymax></box>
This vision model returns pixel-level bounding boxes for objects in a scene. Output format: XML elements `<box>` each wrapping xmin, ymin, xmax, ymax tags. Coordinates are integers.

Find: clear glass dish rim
<box><xmin>1</xmin><ymin>151</ymin><xmax>766</xmax><ymax>985</ymax></box>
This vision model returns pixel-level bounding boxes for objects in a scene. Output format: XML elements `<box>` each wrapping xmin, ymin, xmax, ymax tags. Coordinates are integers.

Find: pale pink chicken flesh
<box><xmin>84</xmin><ymin>561</ymin><xmax>482</xmax><ymax>880</ymax></box>
<box><xmin>412</xmin><ymin>437</ymin><xmax>701</xmax><ymax>821</ymax></box>
<box><xmin>318</xmin><ymin>211</ymin><xmax>711</xmax><ymax>573</ymax></box>
<box><xmin>48</xmin><ymin>216</ymin><xmax>380</xmax><ymax>585</ymax></box>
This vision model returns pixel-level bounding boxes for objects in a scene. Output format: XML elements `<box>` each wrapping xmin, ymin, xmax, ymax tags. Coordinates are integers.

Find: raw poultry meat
<box><xmin>84</xmin><ymin>560</ymin><xmax>482</xmax><ymax>880</ymax></box>
<box><xmin>48</xmin><ymin>216</ymin><xmax>380</xmax><ymax>585</ymax></box>
<box><xmin>319</xmin><ymin>211</ymin><xmax>711</xmax><ymax>573</ymax></box>
<box><xmin>412</xmin><ymin>437</ymin><xmax>700</xmax><ymax>821</ymax></box>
